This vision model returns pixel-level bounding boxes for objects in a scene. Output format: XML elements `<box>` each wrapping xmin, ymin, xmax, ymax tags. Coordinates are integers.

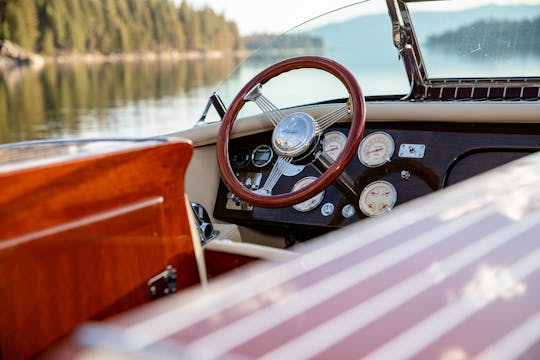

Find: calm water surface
<box><xmin>1</xmin><ymin>54</ymin><xmax>538</xmax><ymax>145</ymax></box>
<box><xmin>0</xmin><ymin>58</ymin><xmax>240</xmax><ymax>144</ymax></box>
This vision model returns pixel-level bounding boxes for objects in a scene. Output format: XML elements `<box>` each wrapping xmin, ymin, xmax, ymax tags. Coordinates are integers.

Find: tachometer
<box><xmin>359</xmin><ymin>180</ymin><xmax>397</xmax><ymax>216</ymax></box>
<box><xmin>323</xmin><ymin>131</ymin><xmax>347</xmax><ymax>161</ymax></box>
<box><xmin>291</xmin><ymin>176</ymin><xmax>325</xmax><ymax>212</ymax></box>
<box><xmin>358</xmin><ymin>131</ymin><xmax>395</xmax><ymax>167</ymax></box>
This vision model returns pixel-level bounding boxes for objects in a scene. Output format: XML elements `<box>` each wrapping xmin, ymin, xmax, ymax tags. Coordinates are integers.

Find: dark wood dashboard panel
<box><xmin>214</xmin><ymin>122</ymin><xmax>540</xmax><ymax>231</ymax></box>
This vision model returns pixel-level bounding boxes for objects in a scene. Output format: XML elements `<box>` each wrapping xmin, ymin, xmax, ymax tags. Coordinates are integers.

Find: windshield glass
<box><xmin>210</xmin><ymin>1</ymin><xmax>410</xmax><ymax>122</ymax></box>
<box><xmin>409</xmin><ymin>0</ymin><xmax>540</xmax><ymax>79</ymax></box>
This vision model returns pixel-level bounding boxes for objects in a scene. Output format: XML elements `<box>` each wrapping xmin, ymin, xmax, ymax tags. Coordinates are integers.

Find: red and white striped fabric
<box><xmin>78</xmin><ymin>153</ymin><xmax>540</xmax><ymax>359</ymax></box>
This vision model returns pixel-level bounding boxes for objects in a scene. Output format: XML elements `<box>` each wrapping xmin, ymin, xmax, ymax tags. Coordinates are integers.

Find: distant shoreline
<box><xmin>45</xmin><ymin>49</ymin><xmax>250</xmax><ymax>65</ymax></box>
<box><xmin>0</xmin><ymin>40</ymin><xmax>249</xmax><ymax>71</ymax></box>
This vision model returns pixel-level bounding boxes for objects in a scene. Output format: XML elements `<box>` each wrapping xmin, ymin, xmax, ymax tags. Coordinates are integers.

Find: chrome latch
<box><xmin>147</xmin><ymin>266</ymin><xmax>177</xmax><ymax>300</ymax></box>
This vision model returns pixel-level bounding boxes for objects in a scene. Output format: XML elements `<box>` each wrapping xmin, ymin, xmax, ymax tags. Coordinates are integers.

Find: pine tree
<box><xmin>4</xmin><ymin>0</ymin><xmax>40</xmax><ymax>51</ymax></box>
<box><xmin>2</xmin><ymin>0</ymin><xmax>243</xmax><ymax>54</ymax></box>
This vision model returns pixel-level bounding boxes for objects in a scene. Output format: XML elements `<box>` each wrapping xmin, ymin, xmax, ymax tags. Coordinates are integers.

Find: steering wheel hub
<box><xmin>272</xmin><ymin>112</ymin><xmax>317</xmax><ymax>158</ymax></box>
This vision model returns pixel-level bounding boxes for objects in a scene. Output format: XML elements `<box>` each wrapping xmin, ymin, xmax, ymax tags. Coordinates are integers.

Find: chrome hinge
<box><xmin>147</xmin><ymin>266</ymin><xmax>177</xmax><ymax>300</ymax></box>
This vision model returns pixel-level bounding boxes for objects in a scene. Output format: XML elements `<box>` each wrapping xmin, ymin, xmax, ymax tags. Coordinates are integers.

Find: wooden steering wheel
<box><xmin>217</xmin><ymin>56</ymin><xmax>366</xmax><ymax>208</ymax></box>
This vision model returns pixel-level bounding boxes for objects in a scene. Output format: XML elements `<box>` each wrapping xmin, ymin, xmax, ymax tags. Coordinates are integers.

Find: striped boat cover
<box><xmin>77</xmin><ymin>152</ymin><xmax>540</xmax><ymax>359</ymax></box>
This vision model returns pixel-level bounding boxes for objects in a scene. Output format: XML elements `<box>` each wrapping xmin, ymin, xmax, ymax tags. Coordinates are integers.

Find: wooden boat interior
<box><xmin>2</xmin><ymin>0</ymin><xmax>540</xmax><ymax>358</ymax></box>
<box><xmin>2</xmin><ymin>98</ymin><xmax>539</xmax><ymax>358</ymax></box>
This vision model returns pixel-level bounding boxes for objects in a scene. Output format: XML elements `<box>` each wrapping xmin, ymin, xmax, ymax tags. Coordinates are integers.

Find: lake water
<box><xmin>0</xmin><ymin>58</ymin><xmax>240</xmax><ymax>144</ymax></box>
<box><xmin>1</xmin><ymin>51</ymin><xmax>538</xmax><ymax>145</ymax></box>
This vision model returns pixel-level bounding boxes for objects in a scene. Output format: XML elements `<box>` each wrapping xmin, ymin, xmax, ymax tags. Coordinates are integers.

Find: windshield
<box><xmin>208</xmin><ymin>1</ymin><xmax>410</xmax><ymax>122</ymax></box>
<box><xmin>205</xmin><ymin>0</ymin><xmax>540</xmax><ymax>123</ymax></box>
<box><xmin>408</xmin><ymin>0</ymin><xmax>540</xmax><ymax>79</ymax></box>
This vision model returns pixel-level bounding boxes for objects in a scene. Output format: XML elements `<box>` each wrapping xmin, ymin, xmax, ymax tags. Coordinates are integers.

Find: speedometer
<box><xmin>291</xmin><ymin>176</ymin><xmax>325</xmax><ymax>212</ymax></box>
<box><xmin>323</xmin><ymin>131</ymin><xmax>347</xmax><ymax>161</ymax></box>
<box><xmin>358</xmin><ymin>131</ymin><xmax>395</xmax><ymax>167</ymax></box>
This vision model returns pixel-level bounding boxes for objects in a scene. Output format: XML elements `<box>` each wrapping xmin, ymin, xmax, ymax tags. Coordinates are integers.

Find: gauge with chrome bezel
<box><xmin>323</xmin><ymin>131</ymin><xmax>348</xmax><ymax>161</ymax></box>
<box><xmin>358</xmin><ymin>131</ymin><xmax>395</xmax><ymax>167</ymax></box>
<box><xmin>230</xmin><ymin>149</ymin><xmax>251</xmax><ymax>169</ymax></box>
<box><xmin>251</xmin><ymin>145</ymin><xmax>273</xmax><ymax>168</ymax></box>
<box><xmin>291</xmin><ymin>176</ymin><xmax>325</xmax><ymax>212</ymax></box>
<box><xmin>359</xmin><ymin>180</ymin><xmax>397</xmax><ymax>216</ymax></box>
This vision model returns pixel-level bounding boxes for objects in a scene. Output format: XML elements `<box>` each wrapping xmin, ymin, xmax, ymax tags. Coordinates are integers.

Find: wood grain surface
<box><xmin>0</xmin><ymin>140</ymin><xmax>199</xmax><ymax>359</ymax></box>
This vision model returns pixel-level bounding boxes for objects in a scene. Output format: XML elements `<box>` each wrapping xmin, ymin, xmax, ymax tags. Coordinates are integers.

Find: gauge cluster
<box><xmin>215</xmin><ymin>121</ymin><xmax>540</xmax><ymax>231</ymax></box>
<box><xmin>217</xmin><ymin>125</ymin><xmax>416</xmax><ymax>228</ymax></box>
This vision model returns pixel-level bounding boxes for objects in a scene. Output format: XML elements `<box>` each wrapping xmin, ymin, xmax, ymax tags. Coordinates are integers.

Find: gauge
<box><xmin>358</xmin><ymin>131</ymin><xmax>395</xmax><ymax>167</ymax></box>
<box><xmin>359</xmin><ymin>180</ymin><xmax>397</xmax><ymax>217</ymax></box>
<box><xmin>291</xmin><ymin>176</ymin><xmax>325</xmax><ymax>212</ymax></box>
<box><xmin>230</xmin><ymin>149</ymin><xmax>251</xmax><ymax>169</ymax></box>
<box><xmin>323</xmin><ymin>131</ymin><xmax>347</xmax><ymax>161</ymax></box>
<box><xmin>252</xmin><ymin>145</ymin><xmax>273</xmax><ymax>168</ymax></box>
<box><xmin>321</xmin><ymin>202</ymin><xmax>335</xmax><ymax>216</ymax></box>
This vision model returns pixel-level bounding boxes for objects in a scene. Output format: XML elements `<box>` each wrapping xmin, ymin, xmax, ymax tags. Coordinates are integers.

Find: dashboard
<box><xmin>214</xmin><ymin>121</ymin><xmax>540</xmax><ymax>233</ymax></box>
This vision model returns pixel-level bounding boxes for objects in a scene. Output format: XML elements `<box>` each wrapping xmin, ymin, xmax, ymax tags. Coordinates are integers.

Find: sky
<box><xmin>187</xmin><ymin>0</ymin><xmax>540</xmax><ymax>35</ymax></box>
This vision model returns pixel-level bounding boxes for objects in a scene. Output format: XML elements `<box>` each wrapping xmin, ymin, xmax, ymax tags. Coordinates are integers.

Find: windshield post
<box><xmin>196</xmin><ymin>93</ymin><xmax>227</xmax><ymax>126</ymax></box>
<box><xmin>386</xmin><ymin>0</ymin><xmax>429</xmax><ymax>99</ymax></box>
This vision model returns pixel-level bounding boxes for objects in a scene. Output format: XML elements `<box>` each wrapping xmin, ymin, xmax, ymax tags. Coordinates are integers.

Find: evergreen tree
<box><xmin>2</xmin><ymin>0</ymin><xmax>243</xmax><ymax>54</ymax></box>
<box><xmin>4</xmin><ymin>0</ymin><xmax>39</xmax><ymax>50</ymax></box>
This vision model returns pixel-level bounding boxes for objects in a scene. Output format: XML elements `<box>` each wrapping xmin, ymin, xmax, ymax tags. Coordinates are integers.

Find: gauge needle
<box><xmin>368</xmin><ymin>147</ymin><xmax>384</xmax><ymax>153</ymax></box>
<box><xmin>327</xmin><ymin>146</ymin><xmax>338</xmax><ymax>151</ymax></box>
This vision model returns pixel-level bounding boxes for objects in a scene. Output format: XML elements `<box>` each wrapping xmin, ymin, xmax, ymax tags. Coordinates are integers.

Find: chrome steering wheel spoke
<box><xmin>244</xmin><ymin>84</ymin><xmax>287</xmax><ymax>126</ymax></box>
<box><xmin>314</xmin><ymin>102</ymin><xmax>350</xmax><ymax>133</ymax></box>
<box><xmin>260</xmin><ymin>156</ymin><xmax>293</xmax><ymax>195</ymax></box>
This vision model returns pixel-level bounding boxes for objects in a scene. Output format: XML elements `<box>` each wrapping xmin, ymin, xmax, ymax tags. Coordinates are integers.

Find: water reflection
<box><xmin>0</xmin><ymin>58</ymin><xmax>239</xmax><ymax>144</ymax></box>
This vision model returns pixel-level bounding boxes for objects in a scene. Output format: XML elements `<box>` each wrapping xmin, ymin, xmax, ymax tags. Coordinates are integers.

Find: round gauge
<box><xmin>359</xmin><ymin>180</ymin><xmax>397</xmax><ymax>217</ymax></box>
<box><xmin>252</xmin><ymin>145</ymin><xmax>273</xmax><ymax>168</ymax></box>
<box><xmin>323</xmin><ymin>131</ymin><xmax>347</xmax><ymax>161</ymax></box>
<box><xmin>291</xmin><ymin>176</ymin><xmax>325</xmax><ymax>212</ymax></box>
<box><xmin>358</xmin><ymin>131</ymin><xmax>395</xmax><ymax>167</ymax></box>
<box><xmin>230</xmin><ymin>149</ymin><xmax>251</xmax><ymax>169</ymax></box>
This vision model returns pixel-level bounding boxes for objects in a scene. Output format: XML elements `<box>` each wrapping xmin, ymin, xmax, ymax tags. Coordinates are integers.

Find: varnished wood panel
<box><xmin>445</xmin><ymin>149</ymin><xmax>535</xmax><ymax>186</ymax></box>
<box><xmin>0</xmin><ymin>140</ymin><xmax>198</xmax><ymax>359</ymax></box>
<box><xmin>204</xmin><ymin>249</ymin><xmax>257</xmax><ymax>279</ymax></box>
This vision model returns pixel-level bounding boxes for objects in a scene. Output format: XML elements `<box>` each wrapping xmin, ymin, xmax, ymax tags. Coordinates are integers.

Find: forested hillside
<box><xmin>0</xmin><ymin>0</ymin><xmax>243</xmax><ymax>54</ymax></box>
<box><xmin>426</xmin><ymin>16</ymin><xmax>540</xmax><ymax>57</ymax></box>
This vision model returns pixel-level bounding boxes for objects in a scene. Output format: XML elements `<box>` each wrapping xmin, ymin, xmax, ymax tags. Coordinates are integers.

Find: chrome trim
<box><xmin>272</xmin><ymin>112</ymin><xmax>317</xmax><ymax>158</ymax></box>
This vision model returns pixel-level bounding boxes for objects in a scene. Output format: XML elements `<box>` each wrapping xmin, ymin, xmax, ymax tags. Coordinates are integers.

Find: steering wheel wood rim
<box><xmin>217</xmin><ymin>56</ymin><xmax>366</xmax><ymax>208</ymax></box>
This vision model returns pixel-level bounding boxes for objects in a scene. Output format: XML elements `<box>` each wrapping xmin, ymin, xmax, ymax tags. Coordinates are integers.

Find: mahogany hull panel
<box><xmin>0</xmin><ymin>140</ymin><xmax>198</xmax><ymax>359</ymax></box>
